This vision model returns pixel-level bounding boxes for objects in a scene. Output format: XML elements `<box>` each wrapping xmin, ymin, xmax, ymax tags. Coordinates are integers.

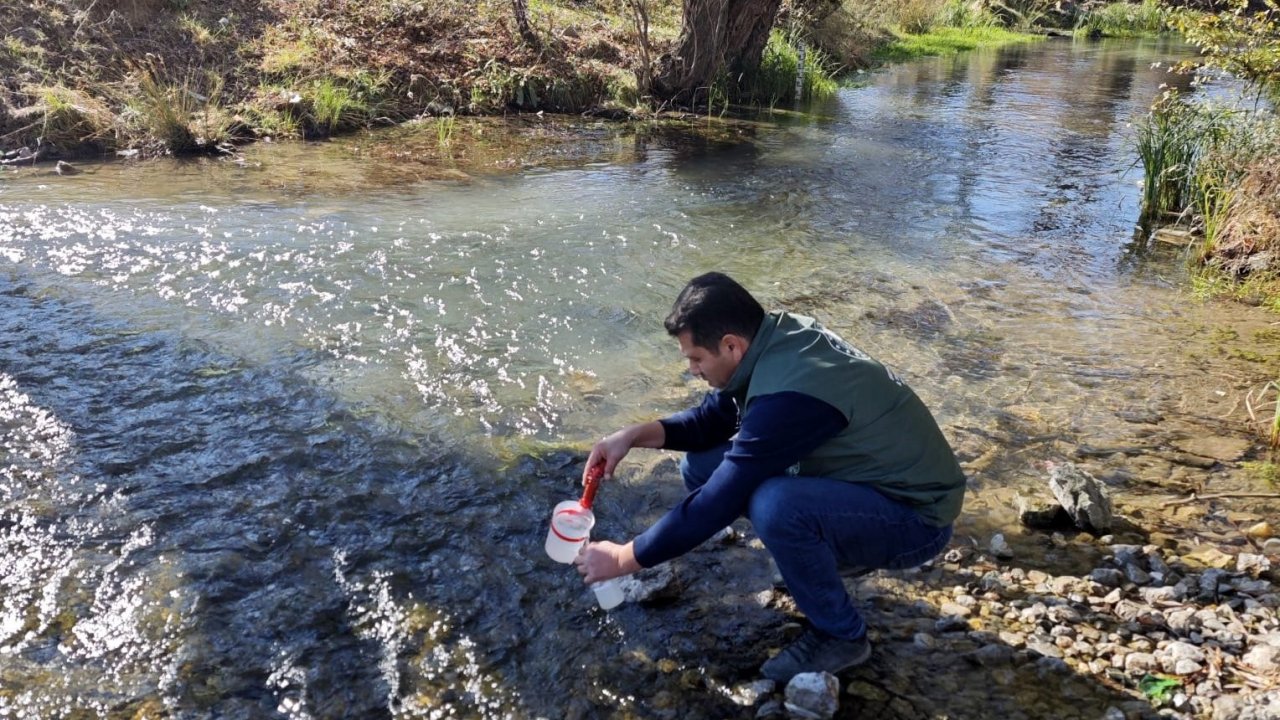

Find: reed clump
<box><xmin>748</xmin><ymin>30</ymin><xmax>841</xmax><ymax>108</ymax></box>
<box><xmin>1074</xmin><ymin>0</ymin><xmax>1166</xmax><ymax>39</ymax></box>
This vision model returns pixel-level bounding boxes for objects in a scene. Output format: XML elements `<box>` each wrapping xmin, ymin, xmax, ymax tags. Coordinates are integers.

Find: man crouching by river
<box><xmin>573</xmin><ymin>272</ymin><xmax>966</xmax><ymax>683</ymax></box>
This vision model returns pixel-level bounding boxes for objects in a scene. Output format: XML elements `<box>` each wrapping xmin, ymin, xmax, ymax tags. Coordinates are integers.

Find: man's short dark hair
<box><xmin>664</xmin><ymin>272</ymin><xmax>765</xmax><ymax>351</ymax></box>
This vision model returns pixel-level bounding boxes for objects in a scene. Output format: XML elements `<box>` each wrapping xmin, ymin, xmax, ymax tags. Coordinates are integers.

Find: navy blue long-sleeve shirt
<box><xmin>630</xmin><ymin>390</ymin><xmax>848</xmax><ymax>568</ymax></box>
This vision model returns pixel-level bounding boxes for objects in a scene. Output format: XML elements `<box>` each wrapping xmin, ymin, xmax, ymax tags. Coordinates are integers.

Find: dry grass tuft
<box><xmin>1211</xmin><ymin>158</ymin><xmax>1280</xmax><ymax>278</ymax></box>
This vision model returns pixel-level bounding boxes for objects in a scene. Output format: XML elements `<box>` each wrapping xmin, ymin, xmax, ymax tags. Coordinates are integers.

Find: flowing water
<box><xmin>1</xmin><ymin>38</ymin><xmax>1276</xmax><ymax>719</ymax></box>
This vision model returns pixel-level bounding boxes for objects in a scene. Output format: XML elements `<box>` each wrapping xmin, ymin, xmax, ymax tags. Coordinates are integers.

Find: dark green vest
<box><xmin>723</xmin><ymin>312</ymin><xmax>965</xmax><ymax>526</ymax></box>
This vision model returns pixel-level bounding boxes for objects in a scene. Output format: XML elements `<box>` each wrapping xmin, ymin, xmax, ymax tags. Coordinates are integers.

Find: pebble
<box><xmin>990</xmin><ymin>533</ymin><xmax>1015</xmax><ymax>559</ymax></box>
<box><xmin>784</xmin><ymin>672</ymin><xmax>839</xmax><ymax>720</ymax></box>
<box><xmin>763</xmin><ymin>525</ymin><xmax>1280</xmax><ymax>719</ymax></box>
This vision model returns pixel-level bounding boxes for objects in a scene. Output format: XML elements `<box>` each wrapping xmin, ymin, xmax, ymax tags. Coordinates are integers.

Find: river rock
<box><xmin>1238</xmin><ymin>554</ymin><xmax>1271</xmax><ymax>576</ymax></box>
<box><xmin>989</xmin><ymin>533</ymin><xmax>1014</xmax><ymax>559</ymax></box>
<box><xmin>730</xmin><ymin>680</ymin><xmax>775</xmax><ymax>706</ymax></box>
<box><xmin>784</xmin><ymin>672</ymin><xmax>839</xmax><ymax>720</ymax></box>
<box><xmin>54</xmin><ymin>160</ymin><xmax>78</xmax><ymax>175</ymax></box>
<box><xmin>1172</xmin><ymin>435</ymin><xmax>1253</xmax><ymax>462</ymax></box>
<box><xmin>1242</xmin><ymin>644</ymin><xmax>1280</xmax><ymax>674</ymax></box>
<box><xmin>1015</xmin><ymin>491</ymin><xmax>1074</xmax><ymax>531</ymax></box>
<box><xmin>1047</xmin><ymin>462</ymin><xmax>1113</xmax><ymax>534</ymax></box>
<box><xmin>621</xmin><ymin>563</ymin><xmax>679</xmax><ymax>604</ymax></box>
<box><xmin>1123</xmin><ymin>652</ymin><xmax>1157</xmax><ymax>674</ymax></box>
<box><xmin>1090</xmin><ymin>568</ymin><xmax>1124</xmax><ymax>588</ymax></box>
<box><xmin>756</xmin><ymin>699</ymin><xmax>786</xmax><ymax>719</ymax></box>
<box><xmin>1152</xmin><ymin>227</ymin><xmax>1194</xmax><ymax>246</ymax></box>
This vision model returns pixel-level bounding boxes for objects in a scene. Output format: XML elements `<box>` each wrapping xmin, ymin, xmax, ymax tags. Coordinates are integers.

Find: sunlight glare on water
<box><xmin>1</xmin><ymin>37</ymin><xmax>1277</xmax><ymax>719</ymax></box>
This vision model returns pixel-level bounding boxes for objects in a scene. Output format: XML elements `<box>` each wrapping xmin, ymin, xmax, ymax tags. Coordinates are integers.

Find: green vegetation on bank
<box><xmin>873</xmin><ymin>26</ymin><xmax>1042</xmax><ymax>64</ymax></box>
<box><xmin>1075</xmin><ymin>0</ymin><xmax>1166</xmax><ymax>38</ymax></box>
<box><xmin>0</xmin><ymin>0</ymin><xmax>1074</xmax><ymax>160</ymax></box>
<box><xmin>1134</xmin><ymin>1</ymin><xmax>1280</xmax><ymax>307</ymax></box>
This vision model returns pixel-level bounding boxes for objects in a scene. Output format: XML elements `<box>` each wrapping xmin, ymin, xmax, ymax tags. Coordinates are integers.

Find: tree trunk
<box><xmin>653</xmin><ymin>0</ymin><xmax>783</xmax><ymax>106</ymax></box>
<box><xmin>511</xmin><ymin>0</ymin><xmax>541</xmax><ymax>50</ymax></box>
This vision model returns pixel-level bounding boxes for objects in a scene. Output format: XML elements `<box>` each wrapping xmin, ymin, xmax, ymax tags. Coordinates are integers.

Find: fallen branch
<box><xmin>1161</xmin><ymin>492</ymin><xmax>1280</xmax><ymax>507</ymax></box>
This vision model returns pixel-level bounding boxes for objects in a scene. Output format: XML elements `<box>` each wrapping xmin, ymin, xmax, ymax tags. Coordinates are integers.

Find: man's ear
<box><xmin>721</xmin><ymin>333</ymin><xmax>748</xmax><ymax>359</ymax></box>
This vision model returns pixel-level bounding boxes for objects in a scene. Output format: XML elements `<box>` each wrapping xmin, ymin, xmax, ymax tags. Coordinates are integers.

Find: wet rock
<box><xmin>1164</xmin><ymin>451</ymin><xmax>1217</xmax><ymax>469</ymax></box>
<box><xmin>1187</xmin><ymin>547</ymin><xmax>1236</xmax><ymax>571</ymax></box>
<box><xmin>844</xmin><ymin>680</ymin><xmax>889</xmax><ymax>703</ymax></box>
<box><xmin>1026</xmin><ymin>636</ymin><xmax>1064</xmax><ymax>658</ymax></box>
<box><xmin>1090</xmin><ymin>568</ymin><xmax>1124</xmax><ymax>588</ymax></box>
<box><xmin>1153</xmin><ymin>227</ymin><xmax>1194</xmax><ymax>246</ymax></box>
<box><xmin>0</xmin><ymin>146</ymin><xmax>37</xmax><ymax>164</ymax></box>
<box><xmin>1200</xmin><ymin>568</ymin><xmax>1231</xmax><ymax>599</ymax></box>
<box><xmin>756</xmin><ymin>699</ymin><xmax>786</xmax><ymax>719</ymax></box>
<box><xmin>962</xmin><ymin>643</ymin><xmax>1014</xmax><ymax>667</ymax></box>
<box><xmin>990</xmin><ymin>533</ymin><xmax>1014</xmax><ymax>559</ymax></box>
<box><xmin>1172</xmin><ymin>435</ymin><xmax>1253</xmax><ymax>462</ymax></box>
<box><xmin>1047</xmin><ymin>462</ymin><xmax>1113</xmax><ymax>534</ymax></box>
<box><xmin>1016</xmin><ymin>491</ymin><xmax>1074</xmax><ymax>531</ymax></box>
<box><xmin>784</xmin><ymin>672</ymin><xmax>839</xmax><ymax>720</ymax></box>
<box><xmin>1111</xmin><ymin>545</ymin><xmax>1143</xmax><ymax>566</ymax></box>
<box><xmin>54</xmin><ymin>160</ymin><xmax>78</xmax><ymax>175</ymax></box>
<box><xmin>730</xmin><ymin>680</ymin><xmax>775</xmax><ymax>706</ymax></box>
<box><xmin>1123</xmin><ymin>564</ymin><xmax>1152</xmax><ymax>586</ymax></box>
<box><xmin>621</xmin><ymin>563</ymin><xmax>679</xmax><ymax>604</ymax></box>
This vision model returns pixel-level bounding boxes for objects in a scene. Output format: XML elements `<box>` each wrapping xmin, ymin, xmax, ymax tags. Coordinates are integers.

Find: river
<box><xmin>1</xmin><ymin>37</ymin><xmax>1274</xmax><ymax>719</ymax></box>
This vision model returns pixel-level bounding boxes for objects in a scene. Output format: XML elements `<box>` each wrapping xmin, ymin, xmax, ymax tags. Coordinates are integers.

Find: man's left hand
<box><xmin>573</xmin><ymin>540</ymin><xmax>641</xmax><ymax>584</ymax></box>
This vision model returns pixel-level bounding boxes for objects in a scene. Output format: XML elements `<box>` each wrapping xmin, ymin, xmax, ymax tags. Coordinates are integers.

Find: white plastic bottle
<box><xmin>591</xmin><ymin>578</ymin><xmax>625</xmax><ymax>610</ymax></box>
<box><xmin>544</xmin><ymin>500</ymin><xmax>594</xmax><ymax>563</ymax></box>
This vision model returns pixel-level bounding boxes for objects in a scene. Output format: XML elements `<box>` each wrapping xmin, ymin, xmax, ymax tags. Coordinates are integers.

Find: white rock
<box><xmin>1243</xmin><ymin>644</ymin><xmax>1280</xmax><ymax>674</ymax></box>
<box><xmin>990</xmin><ymin>533</ymin><xmax>1015</xmax><ymax>559</ymax></box>
<box><xmin>784</xmin><ymin>672</ymin><xmax>839</xmax><ymax>720</ymax></box>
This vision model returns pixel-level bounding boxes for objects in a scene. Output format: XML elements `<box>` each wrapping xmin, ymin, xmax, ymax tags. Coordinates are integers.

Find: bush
<box><xmin>1075</xmin><ymin>0</ymin><xmax>1166</xmax><ymax>39</ymax></box>
<box><xmin>750</xmin><ymin>30</ymin><xmax>840</xmax><ymax>107</ymax></box>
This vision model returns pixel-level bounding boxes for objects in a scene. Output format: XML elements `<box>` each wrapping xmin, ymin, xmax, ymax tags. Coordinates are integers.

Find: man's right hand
<box><xmin>584</xmin><ymin>421</ymin><xmax>665</xmax><ymax>485</ymax></box>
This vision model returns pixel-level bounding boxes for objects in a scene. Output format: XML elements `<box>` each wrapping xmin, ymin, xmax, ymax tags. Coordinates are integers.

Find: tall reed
<box><xmin>750</xmin><ymin>30</ymin><xmax>840</xmax><ymax>108</ymax></box>
<box><xmin>1135</xmin><ymin>94</ymin><xmax>1203</xmax><ymax>228</ymax></box>
<box><xmin>1075</xmin><ymin>0</ymin><xmax>1165</xmax><ymax>38</ymax></box>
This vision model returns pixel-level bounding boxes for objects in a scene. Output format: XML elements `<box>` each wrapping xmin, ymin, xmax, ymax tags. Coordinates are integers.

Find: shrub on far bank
<box><xmin>1137</xmin><ymin>92</ymin><xmax>1280</xmax><ymax>299</ymax></box>
<box><xmin>1075</xmin><ymin>0</ymin><xmax>1167</xmax><ymax>39</ymax></box>
<box><xmin>749</xmin><ymin>30</ymin><xmax>841</xmax><ymax>107</ymax></box>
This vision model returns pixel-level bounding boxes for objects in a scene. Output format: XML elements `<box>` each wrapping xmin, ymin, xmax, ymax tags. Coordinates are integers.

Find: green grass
<box><xmin>750</xmin><ymin>30</ymin><xmax>841</xmax><ymax>107</ymax></box>
<box><xmin>872</xmin><ymin>26</ymin><xmax>1042</xmax><ymax>63</ymax></box>
<box><xmin>1076</xmin><ymin>0</ymin><xmax>1166</xmax><ymax>39</ymax></box>
<box><xmin>1135</xmin><ymin>95</ymin><xmax>1203</xmax><ymax>228</ymax></box>
<box><xmin>306</xmin><ymin>78</ymin><xmax>368</xmax><ymax>134</ymax></box>
<box><xmin>134</xmin><ymin>72</ymin><xmax>198</xmax><ymax>151</ymax></box>
<box><xmin>1244</xmin><ymin>460</ymin><xmax>1280</xmax><ymax>488</ymax></box>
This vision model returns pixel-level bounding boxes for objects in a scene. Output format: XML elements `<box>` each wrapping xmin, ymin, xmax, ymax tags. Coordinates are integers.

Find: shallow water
<box><xmin>1</xmin><ymin>37</ymin><xmax>1275</xmax><ymax>718</ymax></box>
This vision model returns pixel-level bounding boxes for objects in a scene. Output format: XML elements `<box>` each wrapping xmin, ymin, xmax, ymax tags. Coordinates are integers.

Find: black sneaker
<box><xmin>760</xmin><ymin>628</ymin><xmax>872</xmax><ymax>683</ymax></box>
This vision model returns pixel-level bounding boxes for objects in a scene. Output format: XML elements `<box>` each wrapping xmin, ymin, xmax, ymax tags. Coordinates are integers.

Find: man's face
<box><xmin>676</xmin><ymin>330</ymin><xmax>745</xmax><ymax>390</ymax></box>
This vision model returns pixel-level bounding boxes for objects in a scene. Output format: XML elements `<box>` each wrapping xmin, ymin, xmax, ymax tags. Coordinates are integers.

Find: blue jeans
<box><xmin>682</xmin><ymin>442</ymin><xmax>953</xmax><ymax>641</ymax></box>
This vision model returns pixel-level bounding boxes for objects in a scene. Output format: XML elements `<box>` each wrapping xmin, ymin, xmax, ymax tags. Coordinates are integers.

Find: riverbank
<box><xmin>609</xmin><ymin>394</ymin><xmax>1280</xmax><ymax>720</ymax></box>
<box><xmin>0</xmin><ymin>0</ymin><xmax>1058</xmax><ymax>163</ymax></box>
